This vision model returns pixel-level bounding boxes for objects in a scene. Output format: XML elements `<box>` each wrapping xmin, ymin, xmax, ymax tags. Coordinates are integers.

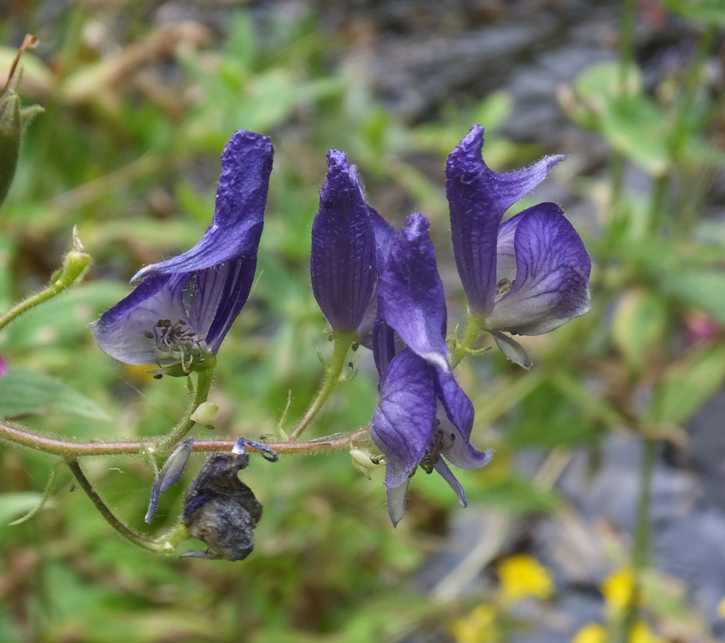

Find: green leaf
<box><xmin>612</xmin><ymin>289</ymin><xmax>668</xmax><ymax>368</ymax></box>
<box><xmin>0</xmin><ymin>492</ymin><xmax>45</xmax><ymax>527</ymax></box>
<box><xmin>662</xmin><ymin>0</ymin><xmax>725</xmax><ymax>25</ymax></box>
<box><xmin>666</xmin><ymin>270</ymin><xmax>725</xmax><ymax>323</ymax></box>
<box><xmin>647</xmin><ymin>343</ymin><xmax>725</xmax><ymax>424</ymax></box>
<box><xmin>0</xmin><ymin>369</ymin><xmax>109</xmax><ymax>420</ymax></box>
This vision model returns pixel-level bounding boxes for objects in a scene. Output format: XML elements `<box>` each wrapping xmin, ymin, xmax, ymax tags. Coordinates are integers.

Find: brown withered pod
<box><xmin>182</xmin><ymin>439</ymin><xmax>277</xmax><ymax>561</ymax></box>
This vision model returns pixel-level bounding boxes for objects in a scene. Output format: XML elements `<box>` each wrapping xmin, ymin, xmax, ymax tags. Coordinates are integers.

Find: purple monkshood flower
<box><xmin>446</xmin><ymin>125</ymin><xmax>591</xmax><ymax>368</ymax></box>
<box><xmin>91</xmin><ymin>130</ymin><xmax>273</xmax><ymax>372</ymax></box>
<box><xmin>371</xmin><ymin>213</ymin><xmax>492</xmax><ymax>526</ymax></box>
<box><xmin>311</xmin><ymin>150</ymin><xmax>377</xmax><ymax>333</ymax></box>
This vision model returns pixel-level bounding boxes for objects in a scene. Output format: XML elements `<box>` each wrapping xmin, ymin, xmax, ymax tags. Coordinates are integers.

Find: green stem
<box><xmin>66</xmin><ymin>459</ymin><xmax>174</xmax><ymax>555</ymax></box>
<box><xmin>618</xmin><ymin>0</ymin><xmax>636</xmax><ymax>92</ymax></box>
<box><xmin>155</xmin><ymin>364</ymin><xmax>216</xmax><ymax>454</ymax></box>
<box><xmin>646</xmin><ymin>174</ymin><xmax>669</xmax><ymax>236</ymax></box>
<box><xmin>618</xmin><ymin>439</ymin><xmax>656</xmax><ymax>643</ymax></box>
<box><xmin>289</xmin><ymin>330</ymin><xmax>356</xmax><ymax>441</ymax></box>
<box><xmin>0</xmin><ymin>243</ymin><xmax>91</xmax><ymax>332</ymax></box>
<box><xmin>450</xmin><ymin>311</ymin><xmax>486</xmax><ymax>369</ymax></box>
<box><xmin>0</xmin><ymin>419</ymin><xmax>370</xmax><ymax>457</ymax></box>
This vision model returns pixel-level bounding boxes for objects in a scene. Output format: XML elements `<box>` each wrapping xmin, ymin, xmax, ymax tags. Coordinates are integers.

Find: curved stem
<box><xmin>0</xmin><ymin>419</ymin><xmax>371</xmax><ymax>457</ymax></box>
<box><xmin>0</xmin><ymin>244</ymin><xmax>91</xmax><ymax>332</ymax></box>
<box><xmin>450</xmin><ymin>311</ymin><xmax>486</xmax><ymax>369</ymax></box>
<box><xmin>289</xmin><ymin>330</ymin><xmax>356</xmax><ymax>441</ymax></box>
<box><xmin>66</xmin><ymin>459</ymin><xmax>174</xmax><ymax>555</ymax></box>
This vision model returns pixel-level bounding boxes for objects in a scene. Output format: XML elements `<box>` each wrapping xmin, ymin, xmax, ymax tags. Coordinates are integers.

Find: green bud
<box><xmin>0</xmin><ymin>90</ymin><xmax>21</xmax><ymax>209</ymax></box>
<box><xmin>191</xmin><ymin>401</ymin><xmax>219</xmax><ymax>428</ymax></box>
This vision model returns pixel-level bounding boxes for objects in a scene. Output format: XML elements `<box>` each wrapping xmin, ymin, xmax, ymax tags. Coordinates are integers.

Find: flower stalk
<box><xmin>289</xmin><ymin>330</ymin><xmax>357</xmax><ymax>441</ymax></box>
<box><xmin>0</xmin><ymin>228</ymin><xmax>91</xmax><ymax>332</ymax></box>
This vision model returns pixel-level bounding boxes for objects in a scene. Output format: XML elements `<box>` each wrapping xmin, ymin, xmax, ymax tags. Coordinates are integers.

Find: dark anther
<box><xmin>144</xmin><ymin>331</ymin><xmax>154</xmax><ymax>339</ymax></box>
<box><xmin>419</xmin><ymin>428</ymin><xmax>456</xmax><ymax>474</ymax></box>
<box><xmin>351</xmin><ymin>341</ymin><xmax>360</xmax><ymax>351</ymax></box>
<box><xmin>153</xmin><ymin>374</ymin><xmax>163</xmax><ymax>380</ymax></box>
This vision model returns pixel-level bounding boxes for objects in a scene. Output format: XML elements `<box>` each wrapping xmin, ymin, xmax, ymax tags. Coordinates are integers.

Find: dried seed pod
<box><xmin>182</xmin><ymin>451</ymin><xmax>263</xmax><ymax>561</ymax></box>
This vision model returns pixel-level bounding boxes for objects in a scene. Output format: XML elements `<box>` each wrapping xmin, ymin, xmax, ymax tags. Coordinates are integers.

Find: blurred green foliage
<box><xmin>0</xmin><ymin>1</ymin><xmax>724</xmax><ymax>641</ymax></box>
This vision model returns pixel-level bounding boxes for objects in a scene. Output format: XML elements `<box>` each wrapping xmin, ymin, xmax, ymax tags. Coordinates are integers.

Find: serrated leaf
<box><xmin>0</xmin><ymin>369</ymin><xmax>109</xmax><ymax>420</ymax></box>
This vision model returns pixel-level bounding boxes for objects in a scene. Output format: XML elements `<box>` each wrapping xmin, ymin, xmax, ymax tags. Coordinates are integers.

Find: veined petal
<box><xmin>370</xmin><ymin>348</ymin><xmax>436</xmax><ymax>488</ymax></box>
<box><xmin>435</xmin><ymin>369</ymin><xmax>494</xmax><ymax>469</ymax></box>
<box><xmin>446</xmin><ymin>124</ymin><xmax>565</xmax><ymax>316</ymax></box>
<box><xmin>486</xmin><ymin>203</ymin><xmax>591</xmax><ymax>335</ymax></box>
<box><xmin>311</xmin><ymin>150</ymin><xmax>376</xmax><ymax>332</ymax></box>
<box><xmin>355</xmin><ymin>207</ymin><xmax>396</xmax><ymax>348</ymax></box>
<box><xmin>370</xmin><ymin>207</ymin><xmax>396</xmax><ymax>275</ymax></box>
<box><xmin>188</xmin><ymin>256</ymin><xmax>259</xmax><ymax>353</ymax></box>
<box><xmin>90</xmin><ymin>273</ymin><xmax>193</xmax><ymax>365</ymax></box>
<box><xmin>133</xmin><ymin>130</ymin><xmax>272</xmax><ymax>281</ymax></box>
<box><xmin>378</xmin><ymin>213</ymin><xmax>449</xmax><ymax>372</ymax></box>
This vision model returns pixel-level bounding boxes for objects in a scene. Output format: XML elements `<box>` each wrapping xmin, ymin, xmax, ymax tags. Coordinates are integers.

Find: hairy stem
<box><xmin>66</xmin><ymin>459</ymin><xmax>174</xmax><ymax>555</ymax></box>
<box><xmin>289</xmin><ymin>330</ymin><xmax>356</xmax><ymax>441</ymax></box>
<box><xmin>0</xmin><ymin>419</ymin><xmax>371</xmax><ymax>457</ymax></box>
<box><xmin>450</xmin><ymin>311</ymin><xmax>487</xmax><ymax>369</ymax></box>
<box><xmin>156</xmin><ymin>365</ymin><xmax>216</xmax><ymax>454</ymax></box>
<box><xmin>0</xmin><ymin>242</ymin><xmax>91</xmax><ymax>332</ymax></box>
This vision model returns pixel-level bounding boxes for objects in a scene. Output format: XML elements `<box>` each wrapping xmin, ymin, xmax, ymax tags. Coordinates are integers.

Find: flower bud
<box><xmin>0</xmin><ymin>91</ymin><xmax>20</xmax><ymax>209</ymax></box>
<box><xmin>191</xmin><ymin>401</ymin><xmax>219</xmax><ymax>427</ymax></box>
<box><xmin>145</xmin><ymin>437</ymin><xmax>194</xmax><ymax>523</ymax></box>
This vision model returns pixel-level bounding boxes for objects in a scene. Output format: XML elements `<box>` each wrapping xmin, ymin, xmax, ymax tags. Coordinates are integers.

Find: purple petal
<box><xmin>486</xmin><ymin>203</ymin><xmax>591</xmax><ymax>335</ymax></box>
<box><xmin>90</xmin><ymin>273</ymin><xmax>194</xmax><ymax>365</ymax></box>
<box><xmin>369</xmin><ymin>207</ymin><xmax>396</xmax><ymax>274</ymax></box>
<box><xmin>386</xmin><ymin>480</ymin><xmax>410</xmax><ymax>527</ymax></box>
<box><xmin>435</xmin><ymin>369</ymin><xmax>494</xmax><ymax>469</ymax></box>
<box><xmin>433</xmin><ymin>459</ymin><xmax>467</xmax><ymax>508</ymax></box>
<box><xmin>133</xmin><ymin>130</ymin><xmax>272</xmax><ymax>281</ymax></box>
<box><xmin>446</xmin><ymin>124</ymin><xmax>565</xmax><ymax>316</ymax></box>
<box><xmin>378</xmin><ymin>213</ymin><xmax>449</xmax><ymax>371</ymax></box>
<box><xmin>311</xmin><ymin>150</ymin><xmax>376</xmax><ymax>332</ymax></box>
<box><xmin>145</xmin><ymin>437</ymin><xmax>194</xmax><ymax>523</ymax></box>
<box><xmin>370</xmin><ymin>348</ymin><xmax>436</xmax><ymax>487</ymax></box>
<box><xmin>371</xmin><ymin>318</ymin><xmax>397</xmax><ymax>377</ymax></box>
<box><xmin>188</xmin><ymin>256</ymin><xmax>258</xmax><ymax>353</ymax></box>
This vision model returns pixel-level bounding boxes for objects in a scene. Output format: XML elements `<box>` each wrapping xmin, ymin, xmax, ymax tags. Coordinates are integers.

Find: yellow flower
<box><xmin>602</xmin><ymin>568</ymin><xmax>635</xmax><ymax>613</ymax></box>
<box><xmin>718</xmin><ymin>596</ymin><xmax>725</xmax><ymax>619</ymax></box>
<box><xmin>630</xmin><ymin>621</ymin><xmax>665</xmax><ymax>643</ymax></box>
<box><xmin>498</xmin><ymin>554</ymin><xmax>554</xmax><ymax>602</ymax></box>
<box><xmin>571</xmin><ymin>623</ymin><xmax>607</xmax><ymax>643</ymax></box>
<box><xmin>451</xmin><ymin>604</ymin><xmax>496</xmax><ymax>643</ymax></box>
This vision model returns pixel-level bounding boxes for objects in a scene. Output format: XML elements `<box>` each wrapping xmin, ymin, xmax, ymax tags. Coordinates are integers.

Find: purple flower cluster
<box><xmin>92</xmin><ymin>125</ymin><xmax>590</xmax><ymax>526</ymax></box>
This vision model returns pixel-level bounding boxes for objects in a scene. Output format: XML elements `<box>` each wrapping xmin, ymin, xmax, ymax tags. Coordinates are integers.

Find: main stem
<box><xmin>289</xmin><ymin>330</ymin><xmax>356</xmax><ymax>441</ymax></box>
<box><xmin>0</xmin><ymin>420</ymin><xmax>371</xmax><ymax>457</ymax></box>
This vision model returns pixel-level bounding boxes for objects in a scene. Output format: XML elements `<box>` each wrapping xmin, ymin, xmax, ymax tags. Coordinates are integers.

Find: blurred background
<box><xmin>1</xmin><ymin>0</ymin><xmax>724</xmax><ymax>641</ymax></box>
